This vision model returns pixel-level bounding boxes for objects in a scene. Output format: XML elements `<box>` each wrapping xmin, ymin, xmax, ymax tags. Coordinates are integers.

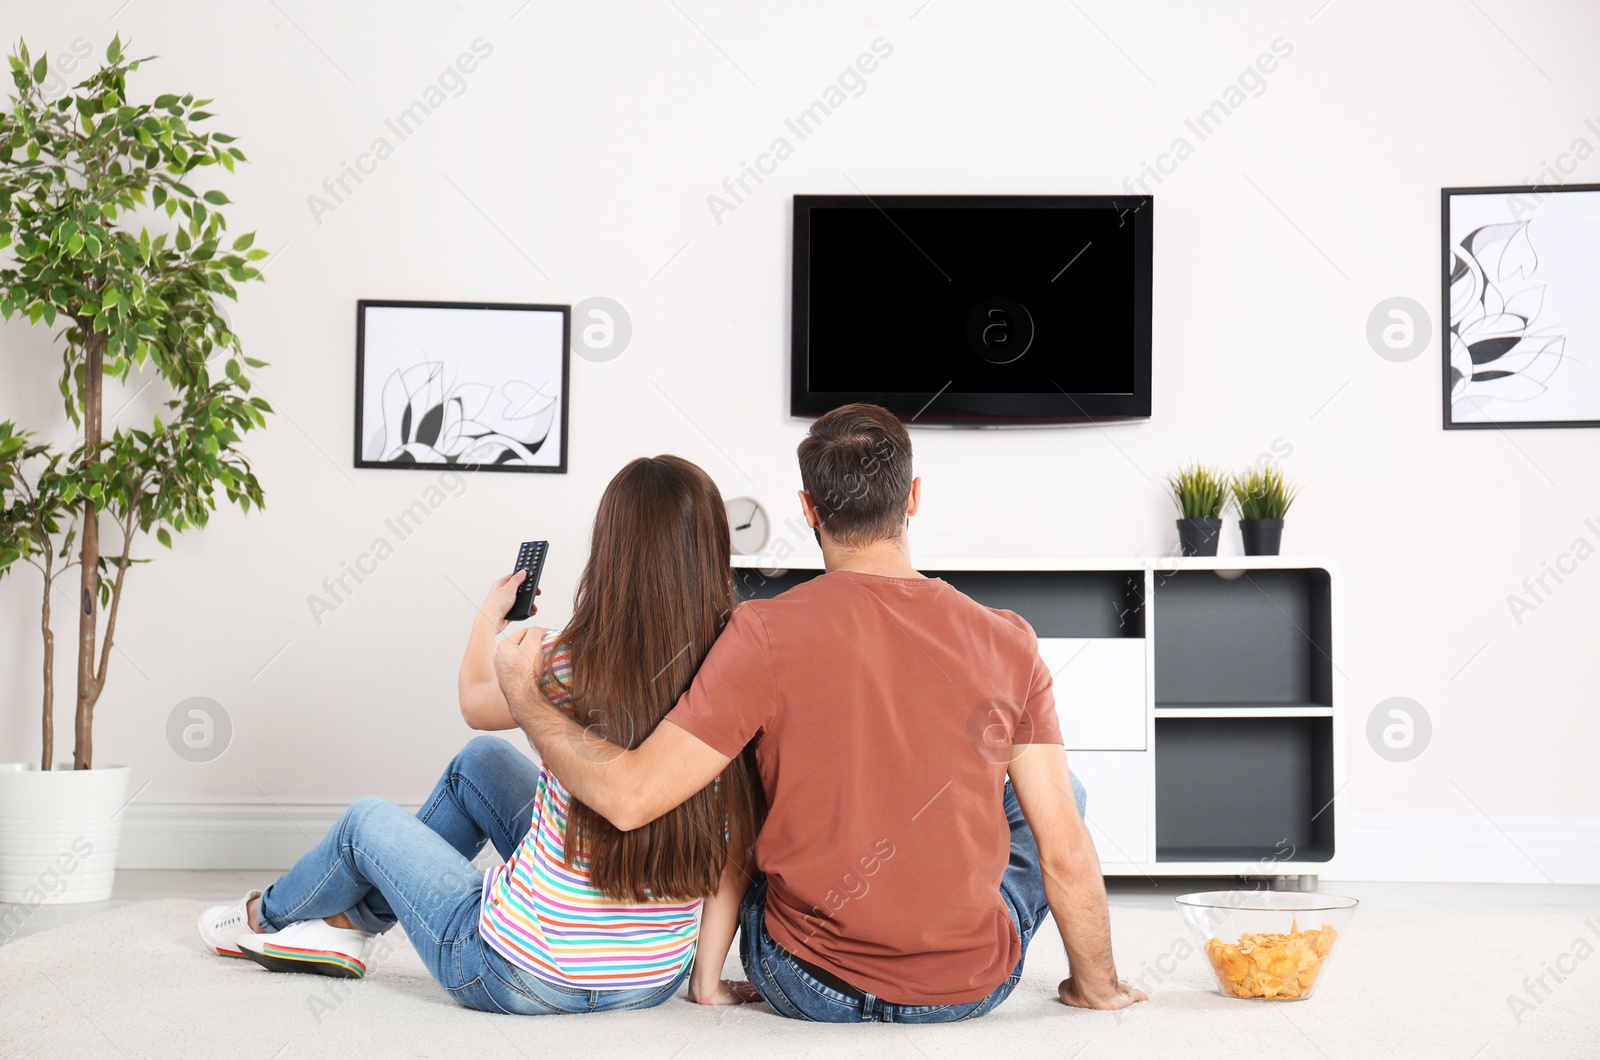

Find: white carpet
<box><xmin>1</xmin><ymin>899</ymin><xmax>1595</xmax><ymax>1058</ymax></box>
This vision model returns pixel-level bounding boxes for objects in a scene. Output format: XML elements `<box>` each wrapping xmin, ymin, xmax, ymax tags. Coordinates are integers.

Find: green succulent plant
<box><xmin>1167</xmin><ymin>463</ymin><xmax>1227</xmax><ymax>520</ymax></box>
<box><xmin>1230</xmin><ymin>466</ymin><xmax>1298</xmax><ymax>521</ymax></box>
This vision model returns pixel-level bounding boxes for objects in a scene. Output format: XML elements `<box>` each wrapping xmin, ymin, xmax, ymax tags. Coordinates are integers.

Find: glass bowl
<box><xmin>1175</xmin><ymin>890</ymin><xmax>1358</xmax><ymax>1000</ymax></box>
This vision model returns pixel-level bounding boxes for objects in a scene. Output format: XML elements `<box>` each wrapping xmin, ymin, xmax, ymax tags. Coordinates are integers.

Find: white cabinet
<box><xmin>1038</xmin><ymin>637</ymin><xmax>1146</xmax><ymax>751</ymax></box>
<box><xmin>1065</xmin><ymin>750</ymin><xmax>1150</xmax><ymax>866</ymax></box>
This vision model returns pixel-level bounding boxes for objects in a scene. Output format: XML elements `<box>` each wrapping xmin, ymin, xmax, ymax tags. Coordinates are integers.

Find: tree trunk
<box><xmin>40</xmin><ymin>564</ymin><xmax>53</xmax><ymax>771</ymax></box>
<box><xmin>74</xmin><ymin>333</ymin><xmax>104</xmax><ymax>771</ymax></box>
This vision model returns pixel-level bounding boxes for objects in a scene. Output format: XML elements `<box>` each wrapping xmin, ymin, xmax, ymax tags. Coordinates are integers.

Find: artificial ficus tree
<box><xmin>0</xmin><ymin>37</ymin><xmax>272</xmax><ymax>770</ymax></box>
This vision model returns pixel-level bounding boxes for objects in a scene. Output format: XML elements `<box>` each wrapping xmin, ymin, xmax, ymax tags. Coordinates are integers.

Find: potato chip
<box><xmin>1203</xmin><ymin>921</ymin><xmax>1338</xmax><ymax>1000</ymax></box>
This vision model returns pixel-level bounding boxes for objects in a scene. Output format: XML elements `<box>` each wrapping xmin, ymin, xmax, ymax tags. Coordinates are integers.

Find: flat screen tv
<box><xmin>791</xmin><ymin>194</ymin><xmax>1152</xmax><ymax>425</ymax></box>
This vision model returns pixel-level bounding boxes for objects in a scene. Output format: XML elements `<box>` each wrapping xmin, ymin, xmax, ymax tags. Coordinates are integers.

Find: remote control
<box><xmin>505</xmin><ymin>541</ymin><xmax>548</xmax><ymax>622</ymax></box>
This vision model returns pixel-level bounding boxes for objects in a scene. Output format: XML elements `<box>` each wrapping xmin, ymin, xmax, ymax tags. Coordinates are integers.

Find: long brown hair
<box><xmin>557</xmin><ymin>455</ymin><xmax>763</xmax><ymax>902</ymax></box>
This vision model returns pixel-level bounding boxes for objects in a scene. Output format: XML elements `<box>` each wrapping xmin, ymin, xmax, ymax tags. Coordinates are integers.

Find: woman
<box><xmin>198</xmin><ymin>455</ymin><xmax>765</xmax><ymax>1014</ymax></box>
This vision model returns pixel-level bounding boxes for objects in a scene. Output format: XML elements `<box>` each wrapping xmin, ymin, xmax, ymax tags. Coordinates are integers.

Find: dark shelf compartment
<box><xmin>735</xmin><ymin>567</ymin><xmax>1145</xmax><ymax>638</ymax></box>
<box><xmin>1154</xmin><ymin>717</ymin><xmax>1334</xmax><ymax>863</ymax></box>
<box><xmin>734</xmin><ymin>567</ymin><xmax>821</xmax><ymax>602</ymax></box>
<box><xmin>1154</xmin><ymin>702</ymin><xmax>1331</xmax><ymax>713</ymax></box>
<box><xmin>1153</xmin><ymin>568</ymin><xmax>1332</xmax><ymax>705</ymax></box>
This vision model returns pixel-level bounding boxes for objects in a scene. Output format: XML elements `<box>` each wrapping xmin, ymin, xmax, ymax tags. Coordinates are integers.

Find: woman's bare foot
<box><xmin>324</xmin><ymin>911</ymin><xmax>358</xmax><ymax>930</ymax></box>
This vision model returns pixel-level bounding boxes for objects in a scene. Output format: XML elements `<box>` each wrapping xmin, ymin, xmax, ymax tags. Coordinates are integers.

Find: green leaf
<box><xmin>231</xmin><ymin>231</ymin><xmax>254</xmax><ymax>251</ymax></box>
<box><xmin>31</xmin><ymin>55</ymin><xmax>46</xmax><ymax>83</ymax></box>
<box><xmin>154</xmin><ymin>93</ymin><xmax>180</xmax><ymax>108</ymax></box>
<box><xmin>157</xmin><ymin>527</ymin><xmax>172</xmax><ymax>548</ymax></box>
<box><xmin>107</xmin><ymin>36</ymin><xmax>123</xmax><ymax>63</ymax></box>
<box><xmin>202</xmin><ymin>189</ymin><xmax>229</xmax><ymax>205</ymax></box>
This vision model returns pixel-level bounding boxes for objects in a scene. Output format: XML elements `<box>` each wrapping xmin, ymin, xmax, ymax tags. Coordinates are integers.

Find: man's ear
<box><xmin>798</xmin><ymin>490</ymin><xmax>822</xmax><ymax>530</ymax></box>
<box><xmin>905</xmin><ymin>477</ymin><xmax>922</xmax><ymax>518</ymax></box>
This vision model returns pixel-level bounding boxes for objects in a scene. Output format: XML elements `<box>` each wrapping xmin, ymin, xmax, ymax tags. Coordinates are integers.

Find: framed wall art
<box><xmin>1443</xmin><ymin>184</ymin><xmax>1600</xmax><ymax>429</ymax></box>
<box><xmin>355</xmin><ymin>300</ymin><xmax>570</xmax><ymax>472</ymax></box>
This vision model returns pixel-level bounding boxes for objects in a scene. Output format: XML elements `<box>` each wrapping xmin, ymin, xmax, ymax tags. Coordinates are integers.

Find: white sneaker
<box><xmin>237</xmin><ymin>918</ymin><xmax>375</xmax><ymax>979</ymax></box>
<box><xmin>197</xmin><ymin>889</ymin><xmax>262</xmax><ymax>959</ymax></box>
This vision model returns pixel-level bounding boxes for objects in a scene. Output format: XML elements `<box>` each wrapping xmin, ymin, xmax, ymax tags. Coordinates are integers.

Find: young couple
<box><xmin>199</xmin><ymin>403</ymin><xmax>1148</xmax><ymax>1022</ymax></box>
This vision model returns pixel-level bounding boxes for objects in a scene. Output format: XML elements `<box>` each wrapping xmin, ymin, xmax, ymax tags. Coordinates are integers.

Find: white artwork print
<box><xmin>359</xmin><ymin>304</ymin><xmax>566</xmax><ymax>469</ymax></box>
<box><xmin>1448</xmin><ymin>189</ymin><xmax>1600</xmax><ymax>425</ymax></box>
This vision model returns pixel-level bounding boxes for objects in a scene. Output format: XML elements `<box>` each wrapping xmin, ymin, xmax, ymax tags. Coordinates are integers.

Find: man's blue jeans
<box><xmin>257</xmin><ymin>736</ymin><xmax>689</xmax><ymax>1014</ymax></box>
<box><xmin>739</xmin><ymin>773</ymin><xmax>1087</xmax><ymax>1022</ymax></box>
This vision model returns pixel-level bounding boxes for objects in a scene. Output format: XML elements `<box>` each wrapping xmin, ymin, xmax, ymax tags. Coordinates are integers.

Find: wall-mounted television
<box><xmin>791</xmin><ymin>194</ymin><xmax>1152</xmax><ymax>426</ymax></box>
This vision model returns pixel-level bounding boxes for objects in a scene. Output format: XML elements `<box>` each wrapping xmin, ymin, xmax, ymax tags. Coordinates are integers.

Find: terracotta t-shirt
<box><xmin>664</xmin><ymin>570</ymin><xmax>1063</xmax><ymax>1005</ymax></box>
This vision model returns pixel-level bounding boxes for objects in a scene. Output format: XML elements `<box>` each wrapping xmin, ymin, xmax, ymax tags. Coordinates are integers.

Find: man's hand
<box><xmin>495</xmin><ymin>625</ymin><xmax>551</xmax><ymax>701</ymax></box>
<box><xmin>686</xmin><ymin>978</ymin><xmax>763</xmax><ymax>1006</ymax></box>
<box><xmin>480</xmin><ymin>570</ymin><xmax>538</xmax><ymax>634</ymax></box>
<box><xmin>1058</xmin><ymin>976</ymin><xmax>1149</xmax><ymax>1010</ymax></box>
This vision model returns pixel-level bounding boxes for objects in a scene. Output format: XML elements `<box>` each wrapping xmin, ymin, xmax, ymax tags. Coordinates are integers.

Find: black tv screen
<box><xmin>791</xmin><ymin>195</ymin><xmax>1152</xmax><ymax>425</ymax></box>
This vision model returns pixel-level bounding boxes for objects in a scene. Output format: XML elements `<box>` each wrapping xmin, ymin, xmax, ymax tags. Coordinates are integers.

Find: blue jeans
<box><xmin>740</xmin><ymin>773</ymin><xmax>1087</xmax><ymax>1022</ymax></box>
<box><xmin>257</xmin><ymin>736</ymin><xmax>690</xmax><ymax>1014</ymax></box>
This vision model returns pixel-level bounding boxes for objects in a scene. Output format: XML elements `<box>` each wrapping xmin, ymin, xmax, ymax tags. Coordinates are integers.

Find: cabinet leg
<box><xmin>1271</xmin><ymin>875</ymin><xmax>1298</xmax><ymax>892</ymax></box>
<box><xmin>1298</xmin><ymin>874</ymin><xmax>1319</xmax><ymax>892</ymax></box>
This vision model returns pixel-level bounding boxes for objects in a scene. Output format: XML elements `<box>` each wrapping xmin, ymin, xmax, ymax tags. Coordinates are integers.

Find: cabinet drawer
<box><xmin>1038</xmin><ymin>638</ymin><xmax>1147</xmax><ymax>750</ymax></box>
<box><xmin>1065</xmin><ymin>750</ymin><xmax>1151</xmax><ymax>867</ymax></box>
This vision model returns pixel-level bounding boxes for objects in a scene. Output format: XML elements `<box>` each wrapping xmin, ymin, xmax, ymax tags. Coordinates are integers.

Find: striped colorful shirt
<box><xmin>477</xmin><ymin>629</ymin><xmax>701</xmax><ymax>989</ymax></box>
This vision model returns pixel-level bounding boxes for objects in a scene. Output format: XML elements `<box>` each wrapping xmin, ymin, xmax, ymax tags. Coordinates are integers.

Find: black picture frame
<box><xmin>791</xmin><ymin>194</ymin><xmax>1153</xmax><ymax>426</ymax></box>
<box><xmin>1442</xmin><ymin>184</ymin><xmax>1600</xmax><ymax>430</ymax></box>
<box><xmin>354</xmin><ymin>299</ymin><xmax>571</xmax><ymax>473</ymax></box>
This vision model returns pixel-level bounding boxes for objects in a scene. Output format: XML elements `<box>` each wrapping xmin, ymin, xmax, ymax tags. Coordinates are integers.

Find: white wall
<box><xmin>2</xmin><ymin>1</ymin><xmax>1597</xmax><ymax>879</ymax></box>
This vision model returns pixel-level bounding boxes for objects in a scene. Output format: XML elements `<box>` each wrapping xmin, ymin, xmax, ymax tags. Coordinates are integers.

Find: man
<box><xmin>495</xmin><ymin>403</ymin><xmax>1146</xmax><ymax>1022</ymax></box>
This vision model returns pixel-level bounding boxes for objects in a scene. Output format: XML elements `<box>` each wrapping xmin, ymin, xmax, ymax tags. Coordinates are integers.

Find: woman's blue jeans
<box><xmin>257</xmin><ymin>736</ymin><xmax>690</xmax><ymax>1014</ymax></box>
<box><xmin>739</xmin><ymin>774</ymin><xmax>1087</xmax><ymax>1022</ymax></box>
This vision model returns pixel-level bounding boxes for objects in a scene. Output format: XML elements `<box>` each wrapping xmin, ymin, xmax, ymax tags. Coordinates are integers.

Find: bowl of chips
<box><xmin>1175</xmin><ymin>890</ymin><xmax>1357</xmax><ymax>1000</ymax></box>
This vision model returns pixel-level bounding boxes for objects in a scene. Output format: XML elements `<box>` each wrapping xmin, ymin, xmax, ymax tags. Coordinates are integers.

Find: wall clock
<box><xmin>725</xmin><ymin>496</ymin><xmax>770</xmax><ymax>555</ymax></box>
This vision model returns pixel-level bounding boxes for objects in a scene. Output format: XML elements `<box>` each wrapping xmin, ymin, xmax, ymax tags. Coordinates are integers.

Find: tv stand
<box><xmin>731</xmin><ymin>555</ymin><xmax>1345</xmax><ymax>881</ymax></box>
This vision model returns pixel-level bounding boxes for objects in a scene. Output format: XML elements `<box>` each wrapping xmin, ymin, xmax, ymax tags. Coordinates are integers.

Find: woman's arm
<box><xmin>686</xmin><ymin>839</ymin><xmax>762</xmax><ymax>1006</ymax></box>
<box><xmin>459</xmin><ymin>570</ymin><xmax>531</xmax><ymax>731</ymax></box>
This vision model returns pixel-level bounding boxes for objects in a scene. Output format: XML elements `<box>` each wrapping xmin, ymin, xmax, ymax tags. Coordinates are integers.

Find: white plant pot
<box><xmin>0</xmin><ymin>763</ymin><xmax>130</xmax><ymax>905</ymax></box>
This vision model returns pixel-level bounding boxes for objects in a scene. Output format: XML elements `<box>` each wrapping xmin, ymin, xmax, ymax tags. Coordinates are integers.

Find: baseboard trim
<box><xmin>1340</xmin><ymin>812</ymin><xmax>1600</xmax><ymax>884</ymax></box>
<box><xmin>118</xmin><ymin>803</ymin><xmax>1600</xmax><ymax>883</ymax></box>
<box><xmin>120</xmin><ymin>801</ymin><xmax>418</xmax><ymax>871</ymax></box>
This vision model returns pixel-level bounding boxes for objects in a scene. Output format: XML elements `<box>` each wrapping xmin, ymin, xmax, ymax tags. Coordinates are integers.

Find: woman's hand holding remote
<box><xmin>457</xmin><ymin>572</ymin><xmax>540</xmax><ymax>731</ymax></box>
<box><xmin>481</xmin><ymin>569</ymin><xmax>539</xmax><ymax>634</ymax></box>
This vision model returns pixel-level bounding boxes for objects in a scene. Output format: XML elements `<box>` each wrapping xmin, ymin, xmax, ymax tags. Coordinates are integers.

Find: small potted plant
<box><xmin>1230</xmin><ymin>466</ymin><xmax>1298</xmax><ymax>556</ymax></box>
<box><xmin>1168</xmin><ymin>463</ymin><xmax>1227</xmax><ymax>557</ymax></box>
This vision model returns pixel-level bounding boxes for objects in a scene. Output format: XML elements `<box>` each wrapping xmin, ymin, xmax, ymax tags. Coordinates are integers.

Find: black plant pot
<box><xmin>1240</xmin><ymin>518</ymin><xmax>1285</xmax><ymax>556</ymax></box>
<box><xmin>1176</xmin><ymin>518</ymin><xmax>1223</xmax><ymax>557</ymax></box>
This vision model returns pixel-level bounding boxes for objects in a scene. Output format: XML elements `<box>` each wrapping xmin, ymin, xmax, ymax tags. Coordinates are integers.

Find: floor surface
<box><xmin>5</xmin><ymin>881</ymin><xmax>1598</xmax><ymax>1059</ymax></box>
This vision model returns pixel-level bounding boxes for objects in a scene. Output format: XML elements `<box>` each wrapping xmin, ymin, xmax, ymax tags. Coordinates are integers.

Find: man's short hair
<box><xmin>796</xmin><ymin>403</ymin><xmax>913</xmax><ymax>547</ymax></box>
